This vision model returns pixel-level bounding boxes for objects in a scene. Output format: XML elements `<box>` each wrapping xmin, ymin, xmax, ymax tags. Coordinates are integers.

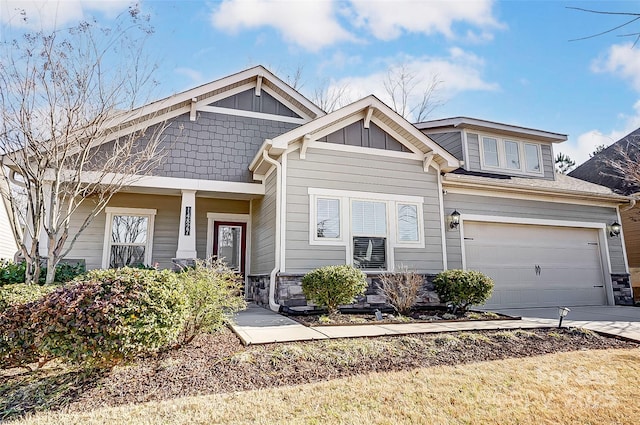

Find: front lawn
<box><xmin>10</xmin><ymin>347</ymin><xmax>640</xmax><ymax>424</ymax></box>
<box><xmin>2</xmin><ymin>327</ymin><xmax>637</xmax><ymax>423</ymax></box>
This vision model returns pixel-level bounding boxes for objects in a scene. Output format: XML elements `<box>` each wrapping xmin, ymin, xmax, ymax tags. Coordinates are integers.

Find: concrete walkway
<box><xmin>230</xmin><ymin>304</ymin><xmax>555</xmax><ymax>345</ymax></box>
<box><xmin>494</xmin><ymin>306</ymin><xmax>640</xmax><ymax>342</ymax></box>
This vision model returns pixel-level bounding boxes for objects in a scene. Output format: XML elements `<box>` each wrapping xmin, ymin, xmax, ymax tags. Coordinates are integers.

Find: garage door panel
<box><xmin>464</xmin><ymin>221</ymin><xmax>607</xmax><ymax>309</ymax></box>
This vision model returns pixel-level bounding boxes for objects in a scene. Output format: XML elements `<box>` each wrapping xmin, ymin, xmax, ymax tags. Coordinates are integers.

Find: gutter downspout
<box><xmin>621</xmin><ymin>195</ymin><xmax>637</xmax><ymax>212</ymax></box>
<box><xmin>261</xmin><ymin>141</ymin><xmax>282</xmax><ymax>312</ymax></box>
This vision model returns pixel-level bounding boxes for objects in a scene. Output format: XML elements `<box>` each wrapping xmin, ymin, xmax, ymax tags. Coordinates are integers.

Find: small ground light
<box><xmin>558</xmin><ymin>307</ymin><xmax>570</xmax><ymax>328</ymax></box>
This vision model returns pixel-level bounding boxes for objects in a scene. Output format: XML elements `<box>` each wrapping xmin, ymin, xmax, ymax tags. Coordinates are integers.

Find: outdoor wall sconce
<box><xmin>449</xmin><ymin>210</ymin><xmax>461</xmax><ymax>229</ymax></box>
<box><xmin>557</xmin><ymin>306</ymin><xmax>570</xmax><ymax>328</ymax></box>
<box><xmin>609</xmin><ymin>221</ymin><xmax>621</xmax><ymax>238</ymax></box>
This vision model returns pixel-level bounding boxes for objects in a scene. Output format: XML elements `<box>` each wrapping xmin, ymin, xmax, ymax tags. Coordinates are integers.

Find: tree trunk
<box><xmin>45</xmin><ymin>256</ymin><xmax>56</xmax><ymax>284</ymax></box>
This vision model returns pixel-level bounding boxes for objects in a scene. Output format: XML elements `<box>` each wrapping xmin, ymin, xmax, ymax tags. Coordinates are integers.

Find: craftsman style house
<box><xmin>6</xmin><ymin>66</ymin><xmax>632</xmax><ymax>309</ymax></box>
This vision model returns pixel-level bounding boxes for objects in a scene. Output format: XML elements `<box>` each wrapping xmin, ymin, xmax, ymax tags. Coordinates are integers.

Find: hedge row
<box><xmin>0</xmin><ymin>260</ymin><xmax>245</xmax><ymax>369</ymax></box>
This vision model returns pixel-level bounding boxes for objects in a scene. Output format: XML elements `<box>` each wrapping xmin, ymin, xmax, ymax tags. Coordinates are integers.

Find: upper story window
<box><xmin>480</xmin><ymin>136</ymin><xmax>543</xmax><ymax>176</ymax></box>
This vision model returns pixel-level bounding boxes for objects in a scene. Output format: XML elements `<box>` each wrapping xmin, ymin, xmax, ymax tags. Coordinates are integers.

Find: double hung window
<box><xmin>103</xmin><ymin>208</ymin><xmax>156</xmax><ymax>268</ymax></box>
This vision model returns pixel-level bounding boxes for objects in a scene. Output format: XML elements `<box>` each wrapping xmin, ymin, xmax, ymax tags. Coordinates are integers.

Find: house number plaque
<box><xmin>184</xmin><ymin>206</ymin><xmax>191</xmax><ymax>236</ymax></box>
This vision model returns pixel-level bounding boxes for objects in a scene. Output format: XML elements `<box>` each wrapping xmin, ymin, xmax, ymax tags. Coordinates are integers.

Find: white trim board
<box><xmin>197</xmin><ymin>105</ymin><xmax>306</xmax><ymax>125</ymax></box>
<box><xmin>102</xmin><ymin>207</ymin><xmax>157</xmax><ymax>269</ymax></box>
<box><xmin>205</xmin><ymin>212</ymin><xmax>252</xmax><ymax>288</ymax></box>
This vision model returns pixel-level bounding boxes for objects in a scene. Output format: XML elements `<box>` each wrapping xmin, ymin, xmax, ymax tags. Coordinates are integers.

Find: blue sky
<box><xmin>2</xmin><ymin>0</ymin><xmax>640</xmax><ymax>166</ymax></box>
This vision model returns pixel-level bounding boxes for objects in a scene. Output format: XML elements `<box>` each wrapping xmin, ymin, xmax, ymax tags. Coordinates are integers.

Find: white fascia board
<box><xmin>263</xmin><ymin>95</ymin><xmax>460</xmax><ymax>169</ymax></box>
<box><xmin>129</xmin><ymin>175</ymin><xmax>265</xmax><ymax>195</ymax></box>
<box><xmin>416</xmin><ymin>117</ymin><xmax>567</xmax><ymax>143</ymax></box>
<box><xmin>68</xmin><ymin>171</ymin><xmax>265</xmax><ymax>196</ymax></box>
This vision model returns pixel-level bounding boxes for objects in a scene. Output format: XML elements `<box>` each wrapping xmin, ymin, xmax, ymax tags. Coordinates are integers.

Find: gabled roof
<box><xmin>82</xmin><ymin>65</ymin><xmax>326</xmax><ymax>150</ymax></box>
<box><xmin>249</xmin><ymin>95</ymin><xmax>461</xmax><ymax>176</ymax></box>
<box><xmin>416</xmin><ymin>116</ymin><xmax>567</xmax><ymax>143</ymax></box>
<box><xmin>569</xmin><ymin>128</ymin><xmax>640</xmax><ymax>196</ymax></box>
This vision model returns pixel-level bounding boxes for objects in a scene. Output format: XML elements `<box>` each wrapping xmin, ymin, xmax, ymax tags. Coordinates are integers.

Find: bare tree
<box><xmin>383</xmin><ymin>63</ymin><xmax>443</xmax><ymax>122</ymax></box>
<box><xmin>311</xmin><ymin>78</ymin><xmax>351</xmax><ymax>113</ymax></box>
<box><xmin>569</xmin><ymin>7</ymin><xmax>640</xmax><ymax>47</ymax></box>
<box><xmin>0</xmin><ymin>6</ymin><xmax>167</xmax><ymax>284</ymax></box>
<box><xmin>602</xmin><ymin>136</ymin><xmax>640</xmax><ymax>194</ymax></box>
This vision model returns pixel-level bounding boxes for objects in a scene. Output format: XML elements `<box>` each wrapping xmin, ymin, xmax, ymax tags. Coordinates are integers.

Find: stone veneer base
<box><xmin>248</xmin><ymin>272</ymin><xmax>441</xmax><ymax>310</ymax></box>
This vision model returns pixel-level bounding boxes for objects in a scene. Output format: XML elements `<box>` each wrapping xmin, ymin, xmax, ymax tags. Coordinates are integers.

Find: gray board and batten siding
<box><xmin>211</xmin><ymin>88</ymin><xmax>301</xmax><ymax>118</ymax></box>
<box><xmin>250</xmin><ymin>171</ymin><xmax>278</xmax><ymax>275</ymax></box>
<box><xmin>426</xmin><ymin>131</ymin><xmax>464</xmax><ymax>161</ymax></box>
<box><xmin>284</xmin><ymin>147</ymin><xmax>445</xmax><ymax>274</ymax></box>
<box><xmin>465</xmin><ymin>133</ymin><xmax>555</xmax><ymax>180</ymax></box>
<box><xmin>443</xmin><ymin>192</ymin><xmax>627</xmax><ymax>274</ymax></box>
<box><xmin>318</xmin><ymin>119</ymin><xmax>412</xmax><ymax>153</ymax></box>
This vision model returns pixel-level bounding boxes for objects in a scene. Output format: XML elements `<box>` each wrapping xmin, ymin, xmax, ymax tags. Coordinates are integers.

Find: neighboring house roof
<box><xmin>416</xmin><ymin>116</ymin><xmax>568</xmax><ymax>143</ymax></box>
<box><xmin>249</xmin><ymin>95</ymin><xmax>461</xmax><ymax>176</ymax></box>
<box><xmin>443</xmin><ymin>170</ymin><xmax>629</xmax><ymax>205</ymax></box>
<box><xmin>569</xmin><ymin>128</ymin><xmax>640</xmax><ymax>196</ymax></box>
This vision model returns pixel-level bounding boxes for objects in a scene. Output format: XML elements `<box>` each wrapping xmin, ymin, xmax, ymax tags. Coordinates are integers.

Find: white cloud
<box><xmin>175</xmin><ymin>67</ymin><xmax>205</xmax><ymax>87</ymax></box>
<box><xmin>210</xmin><ymin>0</ymin><xmax>355</xmax><ymax>52</ymax></box>
<box><xmin>0</xmin><ymin>0</ymin><xmax>133</xmax><ymax>30</ymax></box>
<box><xmin>558</xmin><ymin>100</ymin><xmax>640</xmax><ymax>166</ymax></box>
<box><xmin>348</xmin><ymin>0</ymin><xmax>502</xmax><ymax>41</ymax></box>
<box><xmin>210</xmin><ymin>0</ymin><xmax>501</xmax><ymax>51</ymax></box>
<box><xmin>326</xmin><ymin>49</ymin><xmax>498</xmax><ymax>121</ymax></box>
<box><xmin>591</xmin><ymin>42</ymin><xmax>640</xmax><ymax>91</ymax></box>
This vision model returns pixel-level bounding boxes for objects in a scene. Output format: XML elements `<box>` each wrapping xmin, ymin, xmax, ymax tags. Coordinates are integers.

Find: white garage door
<box><xmin>464</xmin><ymin>221</ymin><xmax>608</xmax><ymax>309</ymax></box>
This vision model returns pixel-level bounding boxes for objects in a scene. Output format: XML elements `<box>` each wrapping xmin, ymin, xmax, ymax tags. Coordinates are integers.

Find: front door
<box><xmin>213</xmin><ymin>221</ymin><xmax>247</xmax><ymax>276</ymax></box>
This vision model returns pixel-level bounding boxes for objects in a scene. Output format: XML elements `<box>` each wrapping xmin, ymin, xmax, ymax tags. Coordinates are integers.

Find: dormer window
<box><xmin>480</xmin><ymin>136</ymin><xmax>543</xmax><ymax>176</ymax></box>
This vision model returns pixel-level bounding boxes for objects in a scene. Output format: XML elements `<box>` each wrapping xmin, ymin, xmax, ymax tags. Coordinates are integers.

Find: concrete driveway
<box><xmin>493</xmin><ymin>306</ymin><xmax>640</xmax><ymax>341</ymax></box>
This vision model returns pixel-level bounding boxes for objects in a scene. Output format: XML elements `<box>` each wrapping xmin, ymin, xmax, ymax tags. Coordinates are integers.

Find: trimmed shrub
<box><xmin>51</xmin><ymin>262</ymin><xmax>86</xmax><ymax>283</ymax></box>
<box><xmin>378</xmin><ymin>266</ymin><xmax>423</xmax><ymax>315</ymax></box>
<box><xmin>36</xmin><ymin>267</ymin><xmax>188</xmax><ymax>366</ymax></box>
<box><xmin>176</xmin><ymin>259</ymin><xmax>246</xmax><ymax>345</ymax></box>
<box><xmin>0</xmin><ymin>260</ymin><xmax>26</xmax><ymax>285</ymax></box>
<box><xmin>432</xmin><ymin>269</ymin><xmax>494</xmax><ymax>313</ymax></box>
<box><xmin>0</xmin><ymin>283</ymin><xmax>59</xmax><ymax>312</ymax></box>
<box><xmin>301</xmin><ymin>265</ymin><xmax>368</xmax><ymax>314</ymax></box>
<box><xmin>0</xmin><ymin>302</ymin><xmax>44</xmax><ymax>369</ymax></box>
<box><xmin>0</xmin><ymin>260</ymin><xmax>85</xmax><ymax>286</ymax></box>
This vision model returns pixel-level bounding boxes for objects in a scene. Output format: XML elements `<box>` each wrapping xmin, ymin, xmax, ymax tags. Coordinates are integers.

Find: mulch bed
<box><xmin>1</xmin><ymin>327</ymin><xmax>638</xmax><ymax>421</ymax></box>
<box><xmin>290</xmin><ymin>309</ymin><xmax>507</xmax><ymax>326</ymax></box>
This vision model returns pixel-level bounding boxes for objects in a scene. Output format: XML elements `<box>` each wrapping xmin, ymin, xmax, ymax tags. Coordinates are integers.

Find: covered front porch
<box><xmin>59</xmin><ymin>177</ymin><xmax>265</xmax><ymax>286</ymax></box>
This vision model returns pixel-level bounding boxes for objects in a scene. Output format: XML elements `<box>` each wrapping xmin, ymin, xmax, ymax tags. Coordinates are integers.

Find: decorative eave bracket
<box><xmin>190</xmin><ymin>97</ymin><xmax>197</xmax><ymax>122</ymax></box>
<box><xmin>423</xmin><ymin>152</ymin><xmax>435</xmax><ymax>172</ymax></box>
<box><xmin>363</xmin><ymin>106</ymin><xmax>374</xmax><ymax>129</ymax></box>
<box><xmin>300</xmin><ymin>134</ymin><xmax>312</xmax><ymax>160</ymax></box>
<box><xmin>255</xmin><ymin>75</ymin><xmax>263</xmax><ymax>96</ymax></box>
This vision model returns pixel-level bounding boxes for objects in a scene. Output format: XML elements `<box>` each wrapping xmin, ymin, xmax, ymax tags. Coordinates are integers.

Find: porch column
<box><xmin>175</xmin><ymin>189</ymin><xmax>197</xmax><ymax>258</ymax></box>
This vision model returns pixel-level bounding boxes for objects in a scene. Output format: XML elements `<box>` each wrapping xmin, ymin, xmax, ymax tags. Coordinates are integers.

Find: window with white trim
<box><xmin>397</xmin><ymin>203</ymin><xmax>419</xmax><ymax>242</ymax></box>
<box><xmin>308</xmin><ymin>188</ymin><xmax>425</xmax><ymax>271</ymax></box>
<box><xmin>316</xmin><ymin>197</ymin><xmax>340</xmax><ymax>239</ymax></box>
<box><xmin>103</xmin><ymin>208</ymin><xmax>156</xmax><ymax>268</ymax></box>
<box><xmin>480</xmin><ymin>136</ymin><xmax>543</xmax><ymax>176</ymax></box>
<box><xmin>352</xmin><ymin>200</ymin><xmax>387</xmax><ymax>270</ymax></box>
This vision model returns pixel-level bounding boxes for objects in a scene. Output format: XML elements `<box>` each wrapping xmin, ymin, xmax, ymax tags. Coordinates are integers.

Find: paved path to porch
<box><xmin>229</xmin><ymin>304</ymin><xmax>559</xmax><ymax>345</ymax></box>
